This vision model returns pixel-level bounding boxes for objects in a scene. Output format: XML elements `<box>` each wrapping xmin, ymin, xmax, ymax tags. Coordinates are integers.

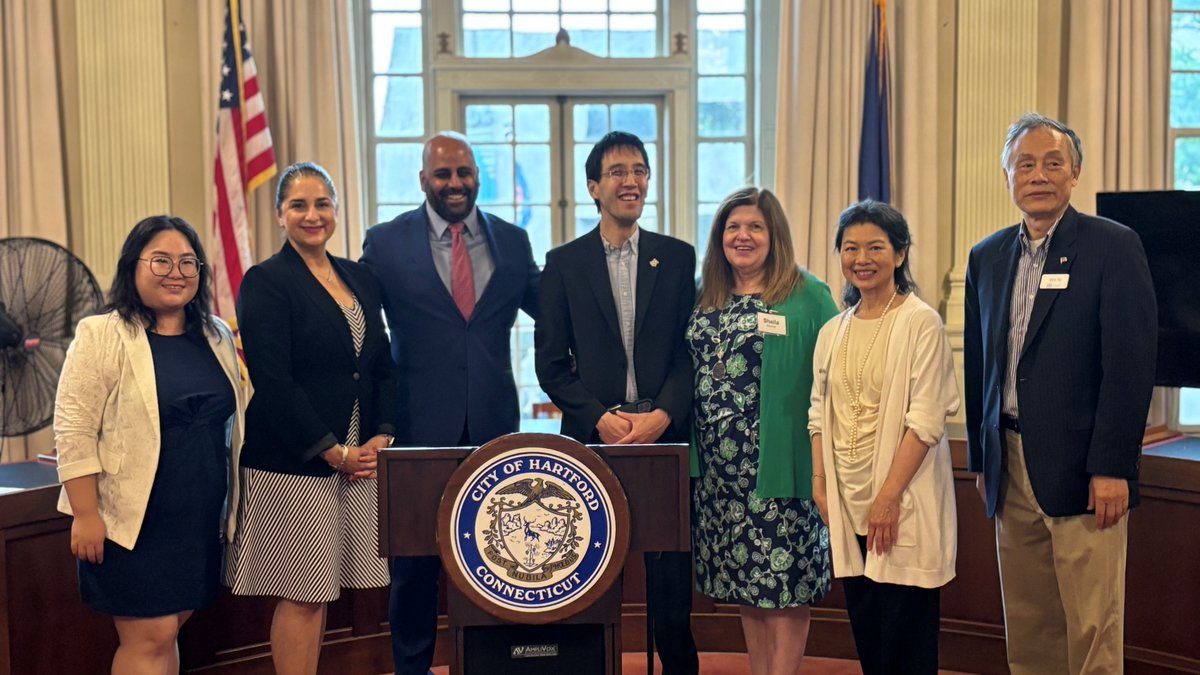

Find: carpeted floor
<box><xmin>619</xmin><ymin>653</ymin><xmax>976</xmax><ymax>674</ymax></box>
<box><xmin>425</xmin><ymin>653</ymin><xmax>977</xmax><ymax>673</ymax></box>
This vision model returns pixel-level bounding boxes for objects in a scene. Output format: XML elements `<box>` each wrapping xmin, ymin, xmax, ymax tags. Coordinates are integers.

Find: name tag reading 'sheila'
<box><xmin>1040</xmin><ymin>273</ymin><xmax>1070</xmax><ymax>290</ymax></box>
<box><xmin>757</xmin><ymin>312</ymin><xmax>787</xmax><ymax>336</ymax></box>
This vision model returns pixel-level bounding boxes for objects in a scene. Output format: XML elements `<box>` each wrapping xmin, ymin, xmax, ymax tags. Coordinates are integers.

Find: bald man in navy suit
<box><xmin>362</xmin><ymin>131</ymin><xmax>540</xmax><ymax>675</ymax></box>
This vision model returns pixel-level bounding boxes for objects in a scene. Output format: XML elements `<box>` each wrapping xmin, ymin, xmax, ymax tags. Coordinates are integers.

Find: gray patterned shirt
<box><xmin>1003</xmin><ymin>217</ymin><xmax>1061</xmax><ymax>417</ymax></box>
<box><xmin>602</xmin><ymin>227</ymin><xmax>640</xmax><ymax>403</ymax></box>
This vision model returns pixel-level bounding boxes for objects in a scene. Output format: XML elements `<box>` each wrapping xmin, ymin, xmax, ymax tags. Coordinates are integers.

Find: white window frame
<box><xmin>694</xmin><ymin>0</ymin><xmax>758</xmax><ymax>213</ymax></box>
<box><xmin>360</xmin><ymin>0</ymin><xmax>432</xmax><ymax>241</ymax></box>
<box><xmin>457</xmin><ymin>1</ymin><xmax>665</xmax><ymax>59</ymax></box>
<box><xmin>1168</xmin><ymin>3</ymin><xmax>1200</xmax><ymax>433</ymax></box>
<box><xmin>360</xmin><ymin>1</ymin><xmax>774</xmax><ymax>251</ymax></box>
<box><xmin>432</xmin><ymin>49</ymin><xmax>693</xmax><ymax>240</ymax></box>
<box><xmin>1163</xmin><ymin>123</ymin><xmax>1200</xmax><ymax>433</ymax></box>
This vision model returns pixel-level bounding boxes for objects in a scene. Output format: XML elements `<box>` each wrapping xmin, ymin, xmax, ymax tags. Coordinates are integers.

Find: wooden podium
<box><xmin>377</xmin><ymin>434</ymin><xmax>689</xmax><ymax>675</ymax></box>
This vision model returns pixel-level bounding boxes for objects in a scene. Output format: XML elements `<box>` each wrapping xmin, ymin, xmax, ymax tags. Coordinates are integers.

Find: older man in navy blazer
<box><xmin>361</xmin><ymin>131</ymin><xmax>540</xmax><ymax>675</ymax></box>
<box><xmin>964</xmin><ymin>113</ymin><xmax>1156</xmax><ymax>674</ymax></box>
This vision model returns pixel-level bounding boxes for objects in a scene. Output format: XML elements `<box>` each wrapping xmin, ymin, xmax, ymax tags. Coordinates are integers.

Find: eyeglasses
<box><xmin>139</xmin><ymin>256</ymin><xmax>203</xmax><ymax>278</ymax></box>
<box><xmin>600</xmin><ymin>166</ymin><xmax>651</xmax><ymax>181</ymax></box>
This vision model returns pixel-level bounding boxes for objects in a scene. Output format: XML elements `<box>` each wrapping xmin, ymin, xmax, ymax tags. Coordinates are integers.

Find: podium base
<box><xmin>448</xmin><ymin>577</ymin><xmax>623</xmax><ymax>674</ymax></box>
<box><xmin>462</xmin><ymin>623</ymin><xmax>606</xmax><ymax>675</ymax></box>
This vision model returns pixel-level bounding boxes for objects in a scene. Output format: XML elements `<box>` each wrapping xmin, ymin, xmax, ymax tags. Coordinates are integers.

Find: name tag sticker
<box><xmin>1040</xmin><ymin>273</ymin><xmax>1069</xmax><ymax>290</ymax></box>
<box><xmin>757</xmin><ymin>312</ymin><xmax>787</xmax><ymax>336</ymax></box>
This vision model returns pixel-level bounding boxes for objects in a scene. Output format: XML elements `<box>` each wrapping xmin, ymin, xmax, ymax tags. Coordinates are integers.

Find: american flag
<box><xmin>212</xmin><ymin>0</ymin><xmax>276</xmax><ymax>320</ymax></box>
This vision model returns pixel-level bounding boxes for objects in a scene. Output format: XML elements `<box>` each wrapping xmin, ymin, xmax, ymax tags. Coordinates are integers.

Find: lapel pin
<box><xmin>649</xmin><ymin>258</ymin><xmax>659</xmax><ymax>268</ymax></box>
<box><xmin>1060</xmin><ymin>256</ymin><xmax>1068</xmax><ymax>264</ymax></box>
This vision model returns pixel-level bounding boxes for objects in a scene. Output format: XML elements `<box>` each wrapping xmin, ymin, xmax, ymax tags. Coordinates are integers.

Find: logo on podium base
<box><xmin>439</xmin><ymin>434</ymin><xmax>630</xmax><ymax>624</ymax></box>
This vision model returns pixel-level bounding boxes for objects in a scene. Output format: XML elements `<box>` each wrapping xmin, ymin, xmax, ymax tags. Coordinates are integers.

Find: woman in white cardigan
<box><xmin>808</xmin><ymin>201</ymin><xmax>959</xmax><ymax>675</ymax></box>
<box><xmin>54</xmin><ymin>216</ymin><xmax>244</xmax><ymax>674</ymax></box>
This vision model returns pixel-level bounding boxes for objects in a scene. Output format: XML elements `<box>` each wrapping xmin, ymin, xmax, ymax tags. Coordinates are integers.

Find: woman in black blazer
<box><xmin>224</xmin><ymin>162</ymin><xmax>395</xmax><ymax>674</ymax></box>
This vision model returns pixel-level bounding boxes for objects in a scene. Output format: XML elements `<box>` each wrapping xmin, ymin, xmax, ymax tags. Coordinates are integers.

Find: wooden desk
<box><xmin>0</xmin><ymin>462</ymin><xmax>117</xmax><ymax>675</ymax></box>
<box><xmin>669</xmin><ymin>435</ymin><xmax>1200</xmax><ymax>674</ymax></box>
<box><xmin>6</xmin><ymin>434</ymin><xmax>1199</xmax><ymax>674</ymax></box>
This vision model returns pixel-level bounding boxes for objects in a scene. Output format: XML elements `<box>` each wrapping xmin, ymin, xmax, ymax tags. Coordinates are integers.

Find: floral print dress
<box><xmin>687</xmin><ymin>294</ymin><xmax>831</xmax><ymax>608</ymax></box>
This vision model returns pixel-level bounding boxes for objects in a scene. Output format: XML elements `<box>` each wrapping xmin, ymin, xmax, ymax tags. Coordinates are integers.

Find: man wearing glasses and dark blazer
<box><xmin>535</xmin><ymin>131</ymin><xmax>699</xmax><ymax>674</ymax></box>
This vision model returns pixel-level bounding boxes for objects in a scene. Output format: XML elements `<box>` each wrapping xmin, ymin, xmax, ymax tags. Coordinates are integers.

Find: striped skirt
<box><xmin>224</xmin><ymin>466</ymin><xmax>390</xmax><ymax>603</ymax></box>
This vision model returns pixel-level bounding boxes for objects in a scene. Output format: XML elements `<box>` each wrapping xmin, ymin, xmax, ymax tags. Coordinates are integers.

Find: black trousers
<box><xmin>388</xmin><ymin>423</ymin><xmax>472</xmax><ymax>675</ymax></box>
<box><xmin>644</xmin><ymin>550</ymin><xmax>699</xmax><ymax>675</ymax></box>
<box><xmin>389</xmin><ymin>554</ymin><xmax>440</xmax><ymax>675</ymax></box>
<box><xmin>841</xmin><ymin>536</ymin><xmax>941</xmax><ymax>675</ymax></box>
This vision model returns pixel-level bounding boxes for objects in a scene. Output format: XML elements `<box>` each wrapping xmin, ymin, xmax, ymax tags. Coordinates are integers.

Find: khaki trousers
<box><xmin>996</xmin><ymin>430</ymin><xmax>1127</xmax><ymax>675</ymax></box>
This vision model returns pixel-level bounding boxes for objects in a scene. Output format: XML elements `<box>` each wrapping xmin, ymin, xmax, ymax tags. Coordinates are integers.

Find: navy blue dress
<box><xmin>78</xmin><ymin>331</ymin><xmax>233</xmax><ymax>617</ymax></box>
<box><xmin>687</xmin><ymin>295</ymin><xmax>831</xmax><ymax>608</ymax></box>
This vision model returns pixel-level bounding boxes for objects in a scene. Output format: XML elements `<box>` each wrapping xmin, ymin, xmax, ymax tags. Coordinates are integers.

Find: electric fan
<box><xmin>0</xmin><ymin>237</ymin><xmax>103</xmax><ymax>437</ymax></box>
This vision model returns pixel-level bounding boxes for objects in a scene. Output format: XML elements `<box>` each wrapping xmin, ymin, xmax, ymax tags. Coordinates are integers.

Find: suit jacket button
<box><xmin>352</xmin><ymin>372</ymin><xmax>361</xmax><ymax>381</ymax></box>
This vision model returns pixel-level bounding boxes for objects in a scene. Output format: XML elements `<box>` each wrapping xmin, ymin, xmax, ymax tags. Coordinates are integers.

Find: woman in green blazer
<box><xmin>686</xmin><ymin>187</ymin><xmax>838</xmax><ymax>675</ymax></box>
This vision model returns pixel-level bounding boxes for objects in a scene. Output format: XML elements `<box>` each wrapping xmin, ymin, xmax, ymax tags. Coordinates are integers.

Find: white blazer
<box><xmin>808</xmin><ymin>295</ymin><xmax>960</xmax><ymax>588</ymax></box>
<box><xmin>54</xmin><ymin>312</ymin><xmax>245</xmax><ymax>550</ymax></box>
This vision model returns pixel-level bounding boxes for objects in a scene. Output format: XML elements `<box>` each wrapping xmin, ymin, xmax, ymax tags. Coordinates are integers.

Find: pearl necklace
<box><xmin>837</xmin><ymin>289</ymin><xmax>899</xmax><ymax>461</ymax></box>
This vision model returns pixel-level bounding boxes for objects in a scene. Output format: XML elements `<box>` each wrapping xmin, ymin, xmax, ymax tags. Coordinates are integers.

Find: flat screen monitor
<box><xmin>1096</xmin><ymin>190</ymin><xmax>1200</xmax><ymax>387</ymax></box>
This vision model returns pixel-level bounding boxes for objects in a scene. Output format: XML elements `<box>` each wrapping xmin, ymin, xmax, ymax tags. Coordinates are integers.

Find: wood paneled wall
<box><xmin>2</xmin><ymin>438</ymin><xmax>1197</xmax><ymax>674</ymax></box>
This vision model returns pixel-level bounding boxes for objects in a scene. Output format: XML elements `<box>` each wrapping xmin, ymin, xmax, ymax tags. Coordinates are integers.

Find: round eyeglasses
<box><xmin>139</xmin><ymin>256</ymin><xmax>203</xmax><ymax>278</ymax></box>
<box><xmin>600</xmin><ymin>166</ymin><xmax>651</xmax><ymax>181</ymax></box>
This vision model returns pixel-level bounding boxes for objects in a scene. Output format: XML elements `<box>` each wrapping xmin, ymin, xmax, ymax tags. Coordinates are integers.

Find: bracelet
<box><xmin>812</xmin><ymin>473</ymin><xmax>826</xmax><ymax>480</ymax></box>
<box><xmin>328</xmin><ymin>443</ymin><xmax>348</xmax><ymax>470</ymax></box>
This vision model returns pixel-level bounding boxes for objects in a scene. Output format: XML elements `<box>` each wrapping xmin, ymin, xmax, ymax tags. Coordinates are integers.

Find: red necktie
<box><xmin>448</xmin><ymin>222</ymin><xmax>475</xmax><ymax>320</ymax></box>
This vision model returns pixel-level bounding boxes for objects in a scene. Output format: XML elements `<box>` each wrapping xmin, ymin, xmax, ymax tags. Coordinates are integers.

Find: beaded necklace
<box><xmin>837</xmin><ymin>288</ymin><xmax>899</xmax><ymax>461</ymax></box>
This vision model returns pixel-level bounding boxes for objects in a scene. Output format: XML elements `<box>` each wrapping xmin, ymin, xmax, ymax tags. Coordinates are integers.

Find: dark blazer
<box><xmin>964</xmin><ymin>206</ymin><xmax>1157</xmax><ymax>518</ymax></box>
<box><xmin>535</xmin><ymin>227</ymin><xmax>696</xmax><ymax>443</ymax></box>
<box><xmin>238</xmin><ymin>241</ymin><xmax>396</xmax><ymax>476</ymax></box>
<box><xmin>361</xmin><ymin>206</ymin><xmax>540</xmax><ymax>446</ymax></box>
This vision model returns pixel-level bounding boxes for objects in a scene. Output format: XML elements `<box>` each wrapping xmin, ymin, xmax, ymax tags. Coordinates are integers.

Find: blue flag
<box><xmin>858</xmin><ymin>0</ymin><xmax>892</xmax><ymax>203</ymax></box>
